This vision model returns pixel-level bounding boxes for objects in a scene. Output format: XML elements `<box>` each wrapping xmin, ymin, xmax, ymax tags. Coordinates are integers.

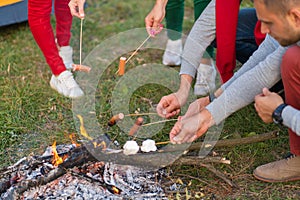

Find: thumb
<box><xmin>262</xmin><ymin>87</ymin><xmax>271</xmax><ymax>96</ymax></box>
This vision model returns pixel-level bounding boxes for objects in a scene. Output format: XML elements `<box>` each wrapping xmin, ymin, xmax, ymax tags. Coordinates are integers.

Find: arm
<box><xmin>207</xmin><ymin>43</ymin><xmax>287</xmax><ymax>125</ymax></box>
<box><xmin>283</xmin><ymin>107</ymin><xmax>300</xmax><ymax>135</ymax></box>
<box><xmin>179</xmin><ymin>0</ymin><xmax>216</xmax><ymax>78</ymax></box>
<box><xmin>221</xmin><ymin>35</ymin><xmax>279</xmax><ymax>90</ymax></box>
<box><xmin>170</xmin><ymin>38</ymin><xmax>288</xmax><ymax>143</ymax></box>
<box><xmin>144</xmin><ymin>0</ymin><xmax>168</xmax><ymax>36</ymax></box>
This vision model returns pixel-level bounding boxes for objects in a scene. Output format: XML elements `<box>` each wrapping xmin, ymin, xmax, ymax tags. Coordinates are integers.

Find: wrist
<box><xmin>272</xmin><ymin>103</ymin><xmax>288</xmax><ymax>125</ymax></box>
<box><xmin>209</xmin><ymin>92</ymin><xmax>216</xmax><ymax>103</ymax></box>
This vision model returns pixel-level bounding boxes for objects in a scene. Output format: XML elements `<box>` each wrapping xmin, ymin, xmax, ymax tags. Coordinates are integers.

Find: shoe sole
<box><xmin>253</xmin><ymin>172</ymin><xmax>300</xmax><ymax>183</ymax></box>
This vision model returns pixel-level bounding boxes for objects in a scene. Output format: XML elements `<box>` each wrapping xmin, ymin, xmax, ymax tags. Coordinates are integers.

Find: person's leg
<box><xmin>162</xmin><ymin>0</ymin><xmax>185</xmax><ymax>66</ymax></box>
<box><xmin>253</xmin><ymin>46</ymin><xmax>300</xmax><ymax>182</ymax></box>
<box><xmin>55</xmin><ymin>0</ymin><xmax>74</xmax><ymax>69</ymax></box>
<box><xmin>215</xmin><ymin>0</ymin><xmax>240</xmax><ymax>83</ymax></box>
<box><xmin>28</xmin><ymin>0</ymin><xmax>83</xmax><ymax>98</ymax></box>
<box><xmin>235</xmin><ymin>8</ymin><xmax>259</xmax><ymax>64</ymax></box>
<box><xmin>193</xmin><ymin>0</ymin><xmax>216</xmax><ymax>96</ymax></box>
<box><xmin>55</xmin><ymin>0</ymin><xmax>72</xmax><ymax>47</ymax></box>
<box><xmin>281</xmin><ymin>46</ymin><xmax>300</xmax><ymax>155</ymax></box>
<box><xmin>165</xmin><ymin>0</ymin><xmax>184</xmax><ymax>41</ymax></box>
<box><xmin>28</xmin><ymin>0</ymin><xmax>66</xmax><ymax>76</ymax></box>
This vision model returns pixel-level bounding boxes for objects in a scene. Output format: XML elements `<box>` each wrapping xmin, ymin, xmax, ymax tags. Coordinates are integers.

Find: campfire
<box><xmin>0</xmin><ymin>138</ymin><xmax>169</xmax><ymax>199</ymax></box>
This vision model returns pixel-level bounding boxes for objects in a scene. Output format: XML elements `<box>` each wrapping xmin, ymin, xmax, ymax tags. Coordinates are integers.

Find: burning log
<box><xmin>128</xmin><ymin>117</ymin><xmax>144</xmax><ymax>136</ymax></box>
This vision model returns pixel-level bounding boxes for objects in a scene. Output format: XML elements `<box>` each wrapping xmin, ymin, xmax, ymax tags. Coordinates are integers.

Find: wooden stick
<box><xmin>125</xmin><ymin>35</ymin><xmax>151</xmax><ymax>64</ymax></box>
<box><xmin>124</xmin><ymin>112</ymin><xmax>157</xmax><ymax>117</ymax></box>
<box><xmin>155</xmin><ymin>141</ymin><xmax>170</xmax><ymax>145</ymax></box>
<box><xmin>142</xmin><ymin>119</ymin><xmax>178</xmax><ymax>127</ymax></box>
<box><xmin>188</xmin><ymin>130</ymin><xmax>279</xmax><ymax>151</ymax></box>
<box><xmin>79</xmin><ymin>18</ymin><xmax>83</xmax><ymax>66</ymax></box>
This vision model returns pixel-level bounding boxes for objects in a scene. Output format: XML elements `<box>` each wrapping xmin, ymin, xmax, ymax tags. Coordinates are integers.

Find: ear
<box><xmin>289</xmin><ymin>8</ymin><xmax>300</xmax><ymax>27</ymax></box>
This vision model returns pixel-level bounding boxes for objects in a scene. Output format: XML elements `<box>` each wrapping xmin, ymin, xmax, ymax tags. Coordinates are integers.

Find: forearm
<box><xmin>283</xmin><ymin>105</ymin><xmax>300</xmax><ymax>136</ymax></box>
<box><xmin>207</xmin><ymin>45</ymin><xmax>288</xmax><ymax>125</ymax></box>
<box><xmin>179</xmin><ymin>0</ymin><xmax>216</xmax><ymax>78</ymax></box>
<box><xmin>154</xmin><ymin>0</ymin><xmax>168</xmax><ymax>9</ymax></box>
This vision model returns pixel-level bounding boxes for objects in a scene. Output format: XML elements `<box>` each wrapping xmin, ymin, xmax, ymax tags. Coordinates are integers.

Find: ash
<box><xmin>0</xmin><ymin>144</ymin><xmax>168</xmax><ymax>200</ymax></box>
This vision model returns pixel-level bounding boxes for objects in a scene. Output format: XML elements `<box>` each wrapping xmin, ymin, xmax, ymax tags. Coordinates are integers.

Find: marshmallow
<box><xmin>141</xmin><ymin>139</ymin><xmax>157</xmax><ymax>153</ymax></box>
<box><xmin>123</xmin><ymin>140</ymin><xmax>139</xmax><ymax>155</ymax></box>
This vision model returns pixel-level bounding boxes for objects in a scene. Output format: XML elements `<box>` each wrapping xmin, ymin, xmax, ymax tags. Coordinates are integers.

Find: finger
<box><xmin>170</xmin><ymin>122</ymin><xmax>182</xmax><ymax>143</ymax></box>
<box><xmin>78</xmin><ymin>1</ymin><xmax>85</xmax><ymax>18</ymax></box>
<box><xmin>156</xmin><ymin>103</ymin><xmax>167</xmax><ymax>118</ymax></box>
<box><xmin>262</xmin><ymin>87</ymin><xmax>271</xmax><ymax>96</ymax></box>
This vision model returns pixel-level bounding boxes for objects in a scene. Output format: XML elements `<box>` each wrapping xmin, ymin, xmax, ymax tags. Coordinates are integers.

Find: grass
<box><xmin>0</xmin><ymin>0</ymin><xmax>298</xmax><ymax>199</ymax></box>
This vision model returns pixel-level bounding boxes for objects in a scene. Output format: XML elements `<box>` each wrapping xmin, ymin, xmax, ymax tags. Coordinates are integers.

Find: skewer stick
<box><xmin>125</xmin><ymin>35</ymin><xmax>151</xmax><ymax>64</ymax></box>
<box><xmin>142</xmin><ymin>119</ymin><xmax>178</xmax><ymax>127</ymax></box>
<box><xmin>79</xmin><ymin>18</ymin><xmax>83</xmax><ymax>66</ymax></box>
<box><xmin>155</xmin><ymin>141</ymin><xmax>170</xmax><ymax>145</ymax></box>
<box><xmin>124</xmin><ymin>112</ymin><xmax>157</xmax><ymax>117</ymax></box>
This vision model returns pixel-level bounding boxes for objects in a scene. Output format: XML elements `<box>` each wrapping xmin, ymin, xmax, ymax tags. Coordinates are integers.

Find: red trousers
<box><xmin>281</xmin><ymin>45</ymin><xmax>300</xmax><ymax>155</ymax></box>
<box><xmin>28</xmin><ymin>0</ymin><xmax>72</xmax><ymax>76</ymax></box>
<box><xmin>215</xmin><ymin>0</ymin><xmax>239</xmax><ymax>83</ymax></box>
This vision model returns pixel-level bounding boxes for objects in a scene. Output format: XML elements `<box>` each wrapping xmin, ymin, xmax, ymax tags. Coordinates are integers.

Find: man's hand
<box><xmin>183</xmin><ymin>96</ymin><xmax>210</xmax><ymax>119</ymax></box>
<box><xmin>145</xmin><ymin>0</ymin><xmax>167</xmax><ymax>36</ymax></box>
<box><xmin>69</xmin><ymin>0</ymin><xmax>86</xmax><ymax>19</ymax></box>
<box><xmin>170</xmin><ymin>109</ymin><xmax>214</xmax><ymax>144</ymax></box>
<box><xmin>156</xmin><ymin>93</ymin><xmax>184</xmax><ymax>119</ymax></box>
<box><xmin>254</xmin><ymin>87</ymin><xmax>284</xmax><ymax>123</ymax></box>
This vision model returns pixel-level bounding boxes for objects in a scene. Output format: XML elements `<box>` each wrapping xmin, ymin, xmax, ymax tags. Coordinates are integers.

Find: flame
<box><xmin>69</xmin><ymin>133</ymin><xmax>81</xmax><ymax>147</ymax></box>
<box><xmin>77</xmin><ymin>115</ymin><xmax>93</xmax><ymax>141</ymax></box>
<box><xmin>97</xmin><ymin>141</ymin><xmax>107</xmax><ymax>150</ymax></box>
<box><xmin>51</xmin><ymin>141</ymin><xmax>64</xmax><ymax>166</ymax></box>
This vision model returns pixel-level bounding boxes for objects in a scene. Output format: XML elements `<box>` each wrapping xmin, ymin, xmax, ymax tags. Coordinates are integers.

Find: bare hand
<box><xmin>145</xmin><ymin>1</ymin><xmax>166</xmax><ymax>36</ymax></box>
<box><xmin>69</xmin><ymin>0</ymin><xmax>86</xmax><ymax>19</ymax></box>
<box><xmin>156</xmin><ymin>93</ymin><xmax>183</xmax><ymax>119</ymax></box>
<box><xmin>254</xmin><ymin>87</ymin><xmax>284</xmax><ymax>123</ymax></box>
<box><xmin>170</xmin><ymin>109</ymin><xmax>214</xmax><ymax>144</ymax></box>
<box><xmin>183</xmin><ymin>96</ymin><xmax>210</xmax><ymax>119</ymax></box>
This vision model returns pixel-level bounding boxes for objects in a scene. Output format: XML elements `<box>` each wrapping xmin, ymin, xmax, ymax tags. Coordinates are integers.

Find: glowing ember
<box><xmin>51</xmin><ymin>141</ymin><xmax>65</xmax><ymax>166</ymax></box>
<box><xmin>111</xmin><ymin>186</ymin><xmax>121</xmax><ymax>195</ymax></box>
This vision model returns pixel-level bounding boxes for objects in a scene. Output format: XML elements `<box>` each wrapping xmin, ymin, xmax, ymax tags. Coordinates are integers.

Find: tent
<box><xmin>0</xmin><ymin>0</ymin><xmax>28</xmax><ymax>27</ymax></box>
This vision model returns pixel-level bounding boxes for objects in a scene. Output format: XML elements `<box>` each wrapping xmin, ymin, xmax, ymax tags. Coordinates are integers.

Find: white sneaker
<box><xmin>50</xmin><ymin>70</ymin><xmax>84</xmax><ymax>98</ymax></box>
<box><xmin>194</xmin><ymin>62</ymin><xmax>216</xmax><ymax>96</ymax></box>
<box><xmin>59</xmin><ymin>46</ymin><xmax>73</xmax><ymax>70</ymax></box>
<box><xmin>162</xmin><ymin>39</ymin><xmax>182</xmax><ymax>66</ymax></box>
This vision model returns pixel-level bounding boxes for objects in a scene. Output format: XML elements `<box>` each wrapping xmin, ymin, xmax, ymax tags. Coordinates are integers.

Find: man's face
<box><xmin>254</xmin><ymin>0</ymin><xmax>300</xmax><ymax>46</ymax></box>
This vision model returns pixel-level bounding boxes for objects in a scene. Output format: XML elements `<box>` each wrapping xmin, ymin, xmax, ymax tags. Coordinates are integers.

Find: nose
<box><xmin>260</xmin><ymin>22</ymin><xmax>270</xmax><ymax>34</ymax></box>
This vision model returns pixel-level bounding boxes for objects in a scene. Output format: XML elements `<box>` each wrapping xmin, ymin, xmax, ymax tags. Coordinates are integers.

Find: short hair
<box><xmin>253</xmin><ymin>0</ymin><xmax>298</xmax><ymax>16</ymax></box>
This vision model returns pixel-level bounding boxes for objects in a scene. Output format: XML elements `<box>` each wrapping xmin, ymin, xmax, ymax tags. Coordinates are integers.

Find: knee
<box><xmin>281</xmin><ymin>45</ymin><xmax>300</xmax><ymax>79</ymax></box>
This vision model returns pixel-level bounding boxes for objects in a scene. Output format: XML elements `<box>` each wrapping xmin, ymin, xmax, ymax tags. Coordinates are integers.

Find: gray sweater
<box><xmin>179</xmin><ymin>0</ymin><xmax>300</xmax><ymax>135</ymax></box>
